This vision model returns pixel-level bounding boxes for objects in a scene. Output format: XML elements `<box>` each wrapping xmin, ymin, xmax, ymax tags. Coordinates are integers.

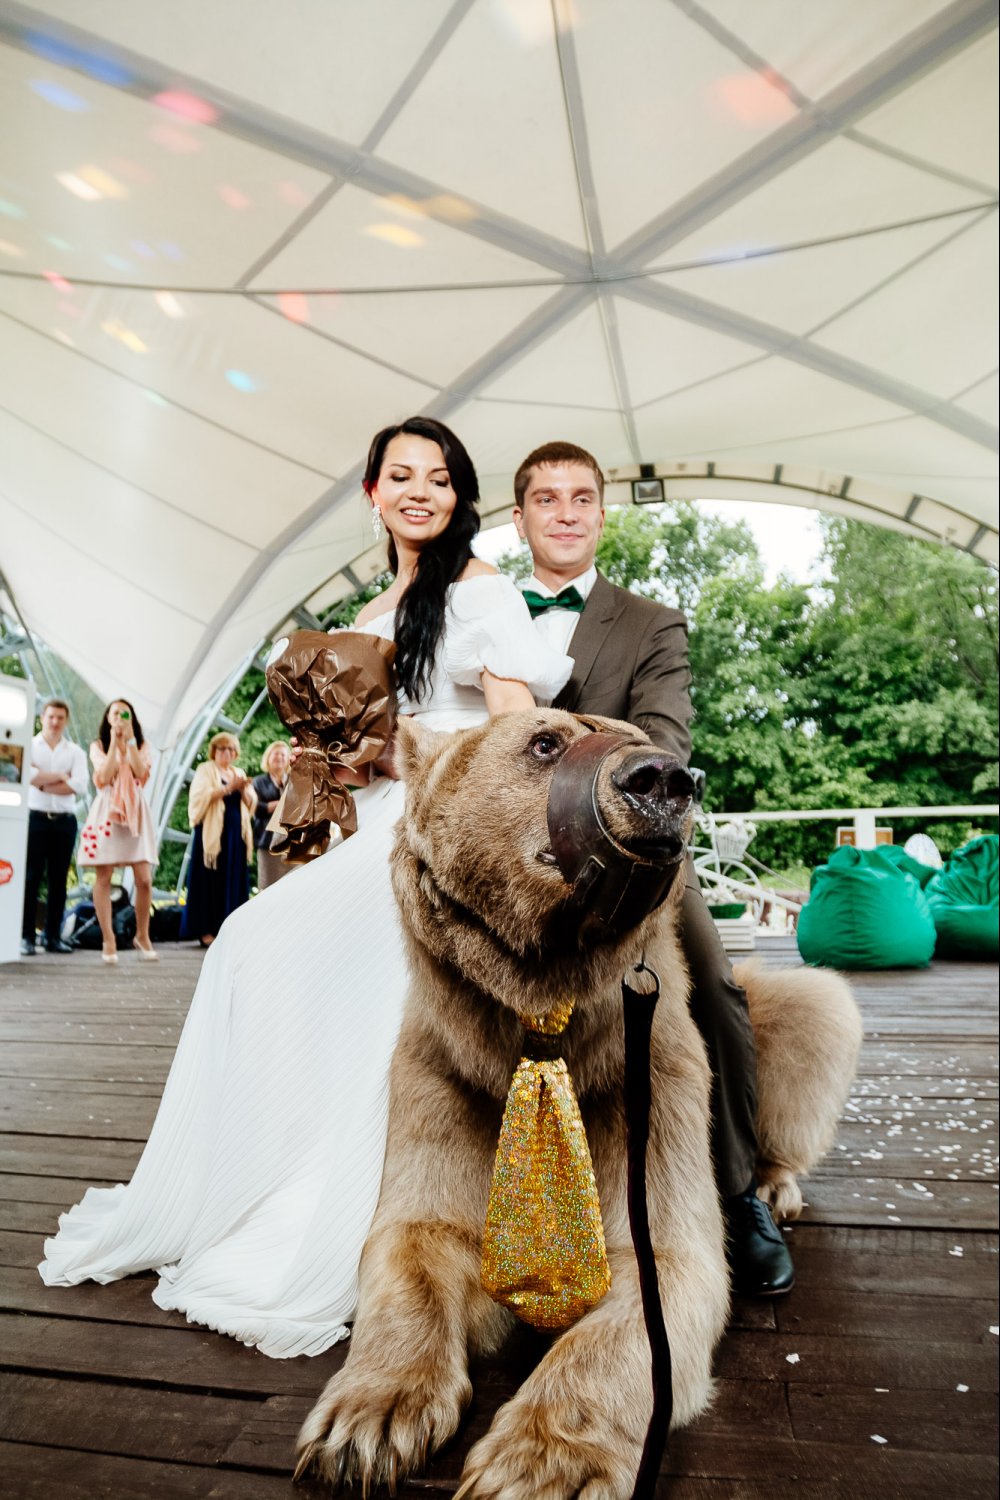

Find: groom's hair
<box><xmin>513</xmin><ymin>442</ymin><xmax>605</xmax><ymax>507</ymax></box>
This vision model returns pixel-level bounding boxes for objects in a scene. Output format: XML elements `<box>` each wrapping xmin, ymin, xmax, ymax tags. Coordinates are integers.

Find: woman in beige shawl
<box><xmin>180</xmin><ymin>733</ymin><xmax>256</xmax><ymax>947</ymax></box>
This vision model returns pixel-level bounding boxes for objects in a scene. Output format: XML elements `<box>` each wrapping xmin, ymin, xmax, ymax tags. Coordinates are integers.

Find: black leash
<box><xmin>622</xmin><ymin>961</ymin><xmax>672</xmax><ymax>1500</ymax></box>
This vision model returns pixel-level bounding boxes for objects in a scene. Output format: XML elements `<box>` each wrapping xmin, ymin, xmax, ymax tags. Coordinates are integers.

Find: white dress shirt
<box><xmin>523</xmin><ymin>566</ymin><xmax>597</xmax><ymax>705</ymax></box>
<box><xmin>28</xmin><ymin>732</ymin><xmax>89</xmax><ymax>814</ymax></box>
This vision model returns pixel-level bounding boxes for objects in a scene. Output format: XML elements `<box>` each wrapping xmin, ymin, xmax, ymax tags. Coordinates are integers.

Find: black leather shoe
<box><xmin>43</xmin><ymin>938</ymin><xmax>75</xmax><ymax>954</ymax></box>
<box><xmin>20</xmin><ymin>938</ymin><xmax>36</xmax><ymax>956</ymax></box>
<box><xmin>725</xmin><ymin>1185</ymin><xmax>795</xmax><ymax>1297</ymax></box>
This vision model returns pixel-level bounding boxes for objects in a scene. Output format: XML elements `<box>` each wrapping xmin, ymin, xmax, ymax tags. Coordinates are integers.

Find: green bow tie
<box><xmin>523</xmin><ymin>586</ymin><xmax>586</xmax><ymax>619</ymax></box>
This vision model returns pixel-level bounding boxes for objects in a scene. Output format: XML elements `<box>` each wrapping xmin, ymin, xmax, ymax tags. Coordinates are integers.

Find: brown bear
<box><xmin>296</xmin><ymin>709</ymin><xmax>861</xmax><ymax>1498</ymax></box>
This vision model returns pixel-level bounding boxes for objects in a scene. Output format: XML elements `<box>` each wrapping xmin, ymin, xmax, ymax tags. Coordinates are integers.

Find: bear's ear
<box><xmin>392</xmin><ymin>717</ymin><xmax>450</xmax><ymax>783</ymax></box>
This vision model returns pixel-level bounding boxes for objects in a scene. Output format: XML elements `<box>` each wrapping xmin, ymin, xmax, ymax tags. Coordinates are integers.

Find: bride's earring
<box><xmin>371</xmin><ymin>504</ymin><xmax>383</xmax><ymax>540</ymax></box>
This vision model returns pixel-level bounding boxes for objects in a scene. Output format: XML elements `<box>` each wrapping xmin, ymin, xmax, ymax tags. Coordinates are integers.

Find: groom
<box><xmin>513</xmin><ymin>441</ymin><xmax>794</xmax><ymax>1297</ymax></box>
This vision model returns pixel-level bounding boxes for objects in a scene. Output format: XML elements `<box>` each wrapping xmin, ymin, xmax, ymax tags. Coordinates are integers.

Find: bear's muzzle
<box><xmin>547</xmin><ymin>732</ymin><xmax>694</xmax><ymax>933</ymax></box>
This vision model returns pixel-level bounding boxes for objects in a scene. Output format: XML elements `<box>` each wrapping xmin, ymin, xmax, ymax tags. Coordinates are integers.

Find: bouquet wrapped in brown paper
<box><xmin>264</xmin><ymin>629</ymin><xmax>397</xmax><ymax>863</ymax></box>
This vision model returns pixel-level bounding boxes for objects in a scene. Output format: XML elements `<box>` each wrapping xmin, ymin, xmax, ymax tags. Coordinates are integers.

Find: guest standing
<box><xmin>21</xmin><ymin>699</ymin><xmax>88</xmax><ymax>956</ymax></box>
<box><xmin>251</xmin><ymin>740</ymin><xmax>292</xmax><ymax>891</ymax></box>
<box><xmin>180</xmin><ymin>733</ymin><xmax>255</xmax><ymax>946</ymax></box>
<box><xmin>78</xmin><ymin>699</ymin><xmax>160</xmax><ymax>964</ymax></box>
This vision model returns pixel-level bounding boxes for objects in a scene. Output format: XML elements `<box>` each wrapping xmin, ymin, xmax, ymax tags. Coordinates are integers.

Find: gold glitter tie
<box><xmin>481</xmin><ymin>999</ymin><xmax>611</xmax><ymax>1329</ymax></box>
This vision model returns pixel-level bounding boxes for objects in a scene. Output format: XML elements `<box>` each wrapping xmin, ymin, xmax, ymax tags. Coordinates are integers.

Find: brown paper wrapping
<box><xmin>264</xmin><ymin>630</ymin><xmax>397</xmax><ymax>863</ymax></box>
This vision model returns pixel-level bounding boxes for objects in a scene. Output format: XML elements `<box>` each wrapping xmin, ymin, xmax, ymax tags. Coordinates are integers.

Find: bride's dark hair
<box><xmin>364</xmin><ymin>416</ymin><xmax>481</xmax><ymax>701</ymax></box>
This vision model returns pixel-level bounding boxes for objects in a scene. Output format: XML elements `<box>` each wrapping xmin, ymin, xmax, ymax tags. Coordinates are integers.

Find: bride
<box><xmin>39</xmin><ymin>417</ymin><xmax>572</xmax><ymax>1358</ymax></box>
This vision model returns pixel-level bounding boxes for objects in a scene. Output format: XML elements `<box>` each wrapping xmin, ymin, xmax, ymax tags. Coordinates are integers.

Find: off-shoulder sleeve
<box><xmin>444</xmin><ymin>574</ymin><xmax>573</xmax><ymax>702</ymax></box>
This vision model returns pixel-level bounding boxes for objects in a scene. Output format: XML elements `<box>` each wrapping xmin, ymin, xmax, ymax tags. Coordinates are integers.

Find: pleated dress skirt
<box><xmin>39</xmin><ymin>775</ymin><xmax>406</xmax><ymax>1357</ymax></box>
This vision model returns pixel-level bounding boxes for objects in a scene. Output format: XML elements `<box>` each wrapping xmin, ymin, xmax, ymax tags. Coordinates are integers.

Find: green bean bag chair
<box><xmin>797</xmin><ymin>845</ymin><xmax>937</xmax><ymax>970</ymax></box>
<box><xmin>873</xmin><ymin>844</ymin><xmax>939</xmax><ymax>888</ymax></box>
<box><xmin>925</xmin><ymin>835</ymin><xmax>999</xmax><ymax>960</ymax></box>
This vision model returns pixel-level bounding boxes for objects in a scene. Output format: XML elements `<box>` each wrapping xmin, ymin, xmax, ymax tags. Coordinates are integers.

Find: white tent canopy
<box><xmin>0</xmin><ymin>0</ymin><xmax>996</xmax><ymax>753</ymax></box>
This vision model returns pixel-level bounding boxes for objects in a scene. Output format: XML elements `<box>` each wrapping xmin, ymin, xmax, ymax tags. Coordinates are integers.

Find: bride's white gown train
<box><xmin>39</xmin><ymin>575</ymin><xmax>571</xmax><ymax>1358</ymax></box>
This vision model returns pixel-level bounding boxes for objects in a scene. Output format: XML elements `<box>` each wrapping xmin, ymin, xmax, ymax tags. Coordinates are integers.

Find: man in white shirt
<box><xmin>513</xmin><ymin>440</ymin><xmax>794</xmax><ymax>1298</ymax></box>
<box><xmin>22</xmin><ymin>699</ymin><xmax>89</xmax><ymax>956</ymax></box>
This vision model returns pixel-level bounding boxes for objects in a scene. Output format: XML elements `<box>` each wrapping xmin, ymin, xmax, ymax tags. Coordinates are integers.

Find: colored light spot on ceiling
<box><xmin>44</xmin><ymin>234</ymin><xmax>73</xmax><ymax>250</ymax></box>
<box><xmin>103</xmin><ymin>252</ymin><xmax>134</xmax><ymax>272</ymax></box>
<box><xmin>101</xmin><ymin>318</ymin><xmax>147</xmax><ymax>353</ymax></box>
<box><xmin>30</xmin><ymin>79</ymin><xmax>89</xmax><ymax>112</ymax></box>
<box><xmin>225</xmin><ymin>369</ymin><xmax>257</xmax><ymax>393</ymax></box>
<box><xmin>709</xmin><ymin>71</ymin><xmax>797</xmax><ymax>127</ymax></box>
<box><xmin>42</xmin><ymin>270</ymin><xmax>73</xmax><ymax>293</ymax></box>
<box><xmin>0</xmin><ymin>239</ymin><xmax>25</xmax><ymax>258</ymax></box>
<box><xmin>153</xmin><ymin>90</ymin><xmax>218</xmax><ymax>126</ymax></box>
<box><xmin>143</xmin><ymin>388</ymin><xmax>169</xmax><ymax>407</ymax></box>
<box><xmin>58</xmin><ymin>299</ymin><xmax>82</xmax><ymax>319</ymax></box>
<box><xmin>154</xmin><ymin>290</ymin><xmax>185</xmax><ymax>319</ymax></box>
<box><xmin>278</xmin><ymin>181</ymin><xmax>312</xmax><ymax>209</ymax></box>
<box><xmin>150</xmin><ymin>123</ymin><xmax>201</xmax><ymax>155</ymax></box>
<box><xmin>78</xmin><ymin>165</ymin><xmax>128</xmax><ymax>200</ymax></box>
<box><xmin>159</xmin><ymin>241</ymin><xmax>184</xmax><ymax>261</ymax></box>
<box><xmin>382</xmin><ymin>194</ymin><xmax>426</xmax><ymax>220</ymax></box>
<box><xmin>380</xmin><ymin>192</ymin><xmax>475</xmax><ymax>226</ymax></box>
<box><xmin>424</xmin><ymin>194</ymin><xmax>477</xmax><ymax>223</ymax></box>
<box><xmin>364</xmin><ymin>223</ymin><xmax>424</xmax><ymax>249</ymax></box>
<box><xmin>277</xmin><ymin>292</ymin><xmax>309</xmax><ymax>324</ymax></box>
<box><xmin>0</xmin><ymin>199</ymin><xmax>27</xmax><ymax>219</ymax></box>
<box><xmin>25</xmin><ymin>32</ymin><xmax>132</xmax><ymax>87</ymax></box>
<box><xmin>52</xmin><ymin>328</ymin><xmax>76</xmax><ymax>347</ymax></box>
<box><xmin>56</xmin><ymin>172</ymin><xmax>101</xmax><ymax>201</ymax></box>
<box><xmin>130</xmin><ymin>240</ymin><xmax>156</xmax><ymax>259</ymax></box>
<box><xmin>218</xmin><ymin>184</ymin><xmax>251</xmax><ymax>210</ymax></box>
<box><xmin>494</xmin><ymin>0</ymin><xmax>559</xmax><ymax>47</ymax></box>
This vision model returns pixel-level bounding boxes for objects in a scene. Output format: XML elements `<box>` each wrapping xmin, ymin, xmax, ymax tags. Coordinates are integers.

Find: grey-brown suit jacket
<box><xmin>553</xmin><ymin>573</ymin><xmax>692</xmax><ymax>763</ymax></box>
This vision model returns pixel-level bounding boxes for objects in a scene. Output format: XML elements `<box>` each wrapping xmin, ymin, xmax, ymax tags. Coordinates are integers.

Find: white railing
<box><xmin>716</xmin><ymin>804</ymin><xmax>998</xmax><ymax>849</ymax></box>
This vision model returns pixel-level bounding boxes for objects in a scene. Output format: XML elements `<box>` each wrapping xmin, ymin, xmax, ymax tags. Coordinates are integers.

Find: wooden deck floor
<box><xmin>0</xmin><ymin>942</ymin><xmax>996</xmax><ymax>1499</ymax></box>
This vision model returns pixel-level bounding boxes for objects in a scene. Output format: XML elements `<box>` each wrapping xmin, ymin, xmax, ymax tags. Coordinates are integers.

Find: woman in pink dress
<box><xmin>78</xmin><ymin>699</ymin><xmax>159</xmax><ymax>963</ymax></box>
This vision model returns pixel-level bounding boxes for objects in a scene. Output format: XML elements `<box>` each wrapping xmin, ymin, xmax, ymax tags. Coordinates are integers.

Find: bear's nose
<box><xmin>612</xmin><ymin>752</ymin><xmax>695</xmax><ymax>810</ymax></box>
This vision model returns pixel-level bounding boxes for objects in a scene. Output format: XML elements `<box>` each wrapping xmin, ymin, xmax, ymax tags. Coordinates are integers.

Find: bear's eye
<box><xmin>529</xmin><ymin>733</ymin><xmax>562</xmax><ymax>761</ymax></box>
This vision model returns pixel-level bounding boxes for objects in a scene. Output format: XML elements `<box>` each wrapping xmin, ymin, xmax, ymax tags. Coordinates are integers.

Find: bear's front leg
<box><xmin>296</xmin><ymin>1215</ymin><xmax>505</xmax><ymax>1490</ymax></box>
<box><xmin>456</xmin><ymin>1246</ymin><xmax>727</xmax><ymax>1500</ymax></box>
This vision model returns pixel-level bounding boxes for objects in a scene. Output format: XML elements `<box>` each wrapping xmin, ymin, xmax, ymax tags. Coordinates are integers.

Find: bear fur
<box><xmin>297</xmin><ymin>710</ymin><xmax>862</xmax><ymax>1498</ymax></box>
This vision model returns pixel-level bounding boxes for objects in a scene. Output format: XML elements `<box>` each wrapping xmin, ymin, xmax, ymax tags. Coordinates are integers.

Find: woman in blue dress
<box><xmin>180</xmin><ymin>733</ymin><xmax>256</xmax><ymax>945</ymax></box>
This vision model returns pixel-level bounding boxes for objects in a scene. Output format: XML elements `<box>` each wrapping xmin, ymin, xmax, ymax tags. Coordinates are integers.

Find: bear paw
<box><xmin>455</xmin><ymin>1400</ymin><xmax>639</xmax><ymax>1500</ymax></box>
<box><xmin>295</xmin><ymin>1364</ymin><xmax>471</xmax><ymax>1490</ymax></box>
<box><xmin>756</xmin><ymin>1165</ymin><xmax>803</xmax><ymax>1221</ymax></box>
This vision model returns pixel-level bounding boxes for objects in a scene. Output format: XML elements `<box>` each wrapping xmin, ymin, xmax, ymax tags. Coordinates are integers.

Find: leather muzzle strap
<box><xmin>547</xmin><ymin>733</ymin><xmax>680</xmax><ymax>931</ymax></box>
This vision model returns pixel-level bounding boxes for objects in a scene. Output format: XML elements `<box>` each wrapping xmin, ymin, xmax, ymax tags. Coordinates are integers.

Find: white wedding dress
<box><xmin>39</xmin><ymin>575</ymin><xmax>571</xmax><ymax>1358</ymax></box>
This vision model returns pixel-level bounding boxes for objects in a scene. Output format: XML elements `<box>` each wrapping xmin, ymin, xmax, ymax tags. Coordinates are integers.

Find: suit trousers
<box><xmin>679</xmin><ymin>880</ymin><xmax>758</xmax><ymax>1198</ymax></box>
<box><xmin>23</xmin><ymin>810</ymin><xmax>78</xmax><ymax>943</ymax></box>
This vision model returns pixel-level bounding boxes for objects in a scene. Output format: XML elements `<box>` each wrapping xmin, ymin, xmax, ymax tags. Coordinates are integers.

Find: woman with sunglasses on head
<box><xmin>78</xmin><ymin>699</ymin><xmax>159</xmax><ymax>963</ymax></box>
<box><xmin>41</xmin><ymin>417</ymin><xmax>571</xmax><ymax>1358</ymax></box>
